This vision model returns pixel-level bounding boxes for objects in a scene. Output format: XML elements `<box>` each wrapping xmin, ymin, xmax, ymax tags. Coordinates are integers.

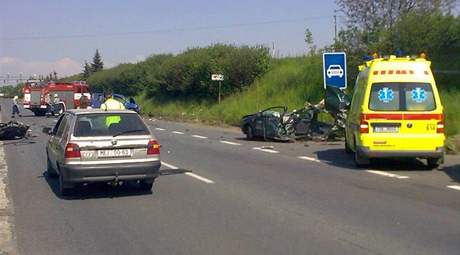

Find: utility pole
<box><xmin>334</xmin><ymin>10</ymin><xmax>338</xmax><ymax>47</ymax></box>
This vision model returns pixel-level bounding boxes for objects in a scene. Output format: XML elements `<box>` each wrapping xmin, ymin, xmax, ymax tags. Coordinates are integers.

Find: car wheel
<box><xmin>46</xmin><ymin>156</ymin><xmax>58</xmax><ymax>178</ymax></box>
<box><xmin>139</xmin><ymin>179</ymin><xmax>154</xmax><ymax>191</ymax></box>
<box><xmin>59</xmin><ymin>172</ymin><xmax>72</xmax><ymax>196</ymax></box>
<box><xmin>427</xmin><ymin>157</ymin><xmax>443</xmax><ymax>170</ymax></box>
<box><xmin>246</xmin><ymin>125</ymin><xmax>254</xmax><ymax>140</ymax></box>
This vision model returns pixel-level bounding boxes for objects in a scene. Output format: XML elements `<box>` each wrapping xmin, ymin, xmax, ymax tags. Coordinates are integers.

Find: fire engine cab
<box><xmin>22</xmin><ymin>80</ymin><xmax>47</xmax><ymax>116</ymax></box>
<box><xmin>23</xmin><ymin>81</ymin><xmax>91</xmax><ymax>116</ymax></box>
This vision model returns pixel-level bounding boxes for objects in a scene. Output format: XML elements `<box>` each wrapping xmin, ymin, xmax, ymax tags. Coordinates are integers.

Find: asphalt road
<box><xmin>1</xmin><ymin>99</ymin><xmax>460</xmax><ymax>255</ymax></box>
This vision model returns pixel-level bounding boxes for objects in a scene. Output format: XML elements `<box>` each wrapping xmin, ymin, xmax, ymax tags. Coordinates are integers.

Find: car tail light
<box><xmin>147</xmin><ymin>140</ymin><xmax>160</xmax><ymax>155</ymax></box>
<box><xmin>65</xmin><ymin>143</ymin><xmax>81</xmax><ymax>158</ymax></box>
<box><xmin>437</xmin><ymin>114</ymin><xmax>445</xmax><ymax>134</ymax></box>
<box><xmin>360</xmin><ymin>114</ymin><xmax>369</xmax><ymax>133</ymax></box>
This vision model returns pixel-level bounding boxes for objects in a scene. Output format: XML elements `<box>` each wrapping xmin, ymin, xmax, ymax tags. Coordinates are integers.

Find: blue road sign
<box><xmin>323</xmin><ymin>52</ymin><xmax>347</xmax><ymax>89</ymax></box>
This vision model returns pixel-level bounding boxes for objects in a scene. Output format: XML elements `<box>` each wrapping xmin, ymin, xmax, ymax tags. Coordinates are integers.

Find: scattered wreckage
<box><xmin>0</xmin><ymin>121</ymin><xmax>30</xmax><ymax>140</ymax></box>
<box><xmin>241</xmin><ymin>87</ymin><xmax>351</xmax><ymax>142</ymax></box>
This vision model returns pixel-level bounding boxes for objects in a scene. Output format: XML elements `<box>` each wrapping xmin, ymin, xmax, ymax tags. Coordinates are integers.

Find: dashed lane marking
<box><xmin>155</xmin><ymin>128</ymin><xmax>166</xmax><ymax>131</ymax></box>
<box><xmin>192</xmin><ymin>135</ymin><xmax>208</xmax><ymax>139</ymax></box>
<box><xmin>366</xmin><ymin>170</ymin><xmax>409</xmax><ymax>179</ymax></box>
<box><xmin>298</xmin><ymin>156</ymin><xmax>321</xmax><ymax>163</ymax></box>
<box><xmin>447</xmin><ymin>185</ymin><xmax>460</xmax><ymax>191</ymax></box>
<box><xmin>252</xmin><ymin>147</ymin><xmax>280</xmax><ymax>154</ymax></box>
<box><xmin>161</xmin><ymin>161</ymin><xmax>215</xmax><ymax>184</ymax></box>
<box><xmin>172</xmin><ymin>131</ymin><xmax>185</xmax><ymax>135</ymax></box>
<box><xmin>220</xmin><ymin>141</ymin><xmax>241</xmax><ymax>146</ymax></box>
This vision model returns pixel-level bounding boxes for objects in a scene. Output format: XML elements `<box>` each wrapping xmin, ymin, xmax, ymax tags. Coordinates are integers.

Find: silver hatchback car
<box><xmin>45</xmin><ymin>109</ymin><xmax>161</xmax><ymax>196</ymax></box>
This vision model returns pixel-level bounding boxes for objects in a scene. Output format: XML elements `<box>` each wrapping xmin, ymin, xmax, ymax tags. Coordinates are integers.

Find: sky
<box><xmin>0</xmin><ymin>0</ymin><xmax>339</xmax><ymax>79</ymax></box>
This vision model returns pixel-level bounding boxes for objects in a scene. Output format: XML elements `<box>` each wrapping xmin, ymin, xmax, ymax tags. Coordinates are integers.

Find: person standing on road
<box><xmin>78</xmin><ymin>95</ymin><xmax>91</xmax><ymax>109</ymax></box>
<box><xmin>11</xmin><ymin>95</ymin><xmax>21</xmax><ymax>118</ymax></box>
<box><xmin>100</xmin><ymin>94</ymin><xmax>125</xmax><ymax>110</ymax></box>
<box><xmin>52</xmin><ymin>94</ymin><xmax>65</xmax><ymax>115</ymax></box>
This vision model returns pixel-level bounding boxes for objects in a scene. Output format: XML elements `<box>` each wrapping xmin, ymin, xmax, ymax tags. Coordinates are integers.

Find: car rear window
<box><xmin>74</xmin><ymin>113</ymin><xmax>150</xmax><ymax>137</ymax></box>
<box><xmin>369</xmin><ymin>83</ymin><xmax>436</xmax><ymax>111</ymax></box>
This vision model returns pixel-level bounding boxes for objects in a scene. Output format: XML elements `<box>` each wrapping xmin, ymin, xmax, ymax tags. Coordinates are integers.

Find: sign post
<box><xmin>211</xmin><ymin>74</ymin><xmax>224</xmax><ymax>104</ymax></box>
<box><xmin>323</xmin><ymin>52</ymin><xmax>347</xmax><ymax>89</ymax></box>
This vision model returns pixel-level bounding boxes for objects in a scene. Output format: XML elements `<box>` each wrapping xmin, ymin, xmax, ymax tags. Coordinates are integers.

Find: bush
<box><xmin>145</xmin><ymin>44</ymin><xmax>271</xmax><ymax>100</ymax></box>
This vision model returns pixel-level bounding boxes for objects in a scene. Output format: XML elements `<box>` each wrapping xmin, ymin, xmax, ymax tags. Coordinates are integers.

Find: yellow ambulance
<box><xmin>345</xmin><ymin>54</ymin><xmax>445</xmax><ymax>168</ymax></box>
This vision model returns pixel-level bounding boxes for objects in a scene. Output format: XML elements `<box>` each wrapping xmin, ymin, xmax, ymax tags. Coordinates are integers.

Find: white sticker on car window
<box><xmin>411</xmin><ymin>88</ymin><xmax>426</xmax><ymax>103</ymax></box>
<box><xmin>378</xmin><ymin>88</ymin><xmax>394</xmax><ymax>103</ymax></box>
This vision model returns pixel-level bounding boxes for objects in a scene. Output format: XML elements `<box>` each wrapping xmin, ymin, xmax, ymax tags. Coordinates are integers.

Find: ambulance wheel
<box><xmin>427</xmin><ymin>157</ymin><xmax>443</xmax><ymax>170</ymax></box>
<box><xmin>354</xmin><ymin>149</ymin><xmax>370</xmax><ymax>168</ymax></box>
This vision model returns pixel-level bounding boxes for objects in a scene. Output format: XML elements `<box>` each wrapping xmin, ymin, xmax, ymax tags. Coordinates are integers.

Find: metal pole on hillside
<box><xmin>211</xmin><ymin>74</ymin><xmax>224</xmax><ymax>104</ymax></box>
<box><xmin>218</xmin><ymin>80</ymin><xmax>221</xmax><ymax>104</ymax></box>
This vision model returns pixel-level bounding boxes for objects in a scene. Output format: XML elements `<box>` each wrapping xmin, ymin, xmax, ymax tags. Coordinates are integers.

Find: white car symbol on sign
<box><xmin>326</xmin><ymin>65</ymin><xmax>344</xmax><ymax>78</ymax></box>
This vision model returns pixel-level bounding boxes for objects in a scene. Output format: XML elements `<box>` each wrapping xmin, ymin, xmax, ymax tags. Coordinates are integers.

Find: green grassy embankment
<box><xmin>138</xmin><ymin>56</ymin><xmax>326</xmax><ymax>125</ymax></box>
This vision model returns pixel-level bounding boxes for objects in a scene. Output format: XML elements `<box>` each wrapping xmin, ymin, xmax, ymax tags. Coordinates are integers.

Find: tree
<box><xmin>337</xmin><ymin>0</ymin><xmax>455</xmax><ymax>31</ymax></box>
<box><xmin>304</xmin><ymin>28</ymin><xmax>316</xmax><ymax>55</ymax></box>
<box><xmin>91</xmin><ymin>49</ymin><xmax>104</xmax><ymax>73</ymax></box>
<box><xmin>82</xmin><ymin>60</ymin><xmax>92</xmax><ymax>79</ymax></box>
<box><xmin>53</xmin><ymin>70</ymin><xmax>58</xmax><ymax>80</ymax></box>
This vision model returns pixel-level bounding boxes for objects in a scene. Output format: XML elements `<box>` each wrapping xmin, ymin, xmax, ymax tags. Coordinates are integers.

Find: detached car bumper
<box><xmin>357</xmin><ymin>146</ymin><xmax>444</xmax><ymax>159</ymax></box>
<box><xmin>60</xmin><ymin>160</ymin><xmax>161</xmax><ymax>183</ymax></box>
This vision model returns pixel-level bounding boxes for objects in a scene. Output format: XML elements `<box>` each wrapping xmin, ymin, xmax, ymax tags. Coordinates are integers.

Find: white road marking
<box><xmin>184</xmin><ymin>172</ymin><xmax>215</xmax><ymax>184</ymax></box>
<box><xmin>172</xmin><ymin>131</ymin><xmax>184</xmax><ymax>135</ymax></box>
<box><xmin>155</xmin><ymin>128</ymin><xmax>166</xmax><ymax>131</ymax></box>
<box><xmin>192</xmin><ymin>135</ymin><xmax>208</xmax><ymax>139</ymax></box>
<box><xmin>0</xmin><ymin>136</ymin><xmax>16</xmax><ymax>253</ymax></box>
<box><xmin>220</xmin><ymin>141</ymin><xmax>241</xmax><ymax>146</ymax></box>
<box><xmin>252</xmin><ymin>147</ymin><xmax>280</xmax><ymax>154</ymax></box>
<box><xmin>298</xmin><ymin>156</ymin><xmax>321</xmax><ymax>163</ymax></box>
<box><xmin>161</xmin><ymin>161</ymin><xmax>215</xmax><ymax>184</ymax></box>
<box><xmin>366</xmin><ymin>170</ymin><xmax>409</xmax><ymax>179</ymax></box>
<box><xmin>447</xmin><ymin>185</ymin><xmax>460</xmax><ymax>191</ymax></box>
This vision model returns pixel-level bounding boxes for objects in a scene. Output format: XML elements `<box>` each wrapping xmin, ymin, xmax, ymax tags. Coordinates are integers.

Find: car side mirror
<box><xmin>42</xmin><ymin>127</ymin><xmax>53</xmax><ymax>135</ymax></box>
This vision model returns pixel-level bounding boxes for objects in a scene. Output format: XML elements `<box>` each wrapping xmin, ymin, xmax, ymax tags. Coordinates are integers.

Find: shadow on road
<box><xmin>441</xmin><ymin>165</ymin><xmax>460</xmax><ymax>184</ymax></box>
<box><xmin>0</xmin><ymin>138</ymin><xmax>36</xmax><ymax>146</ymax></box>
<box><xmin>316</xmin><ymin>148</ymin><xmax>357</xmax><ymax>170</ymax></box>
<box><xmin>160</xmin><ymin>168</ymin><xmax>191</xmax><ymax>176</ymax></box>
<box><xmin>40</xmin><ymin>172</ymin><xmax>153</xmax><ymax>200</ymax></box>
<box><xmin>316</xmin><ymin>148</ymin><xmax>431</xmax><ymax>171</ymax></box>
<box><xmin>40</xmin><ymin>168</ymin><xmax>191</xmax><ymax>200</ymax></box>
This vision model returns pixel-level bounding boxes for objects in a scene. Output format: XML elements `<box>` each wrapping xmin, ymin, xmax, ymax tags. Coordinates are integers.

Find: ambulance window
<box><xmin>369</xmin><ymin>83</ymin><xmax>436</xmax><ymax>111</ymax></box>
<box><xmin>369</xmin><ymin>83</ymin><xmax>400</xmax><ymax>111</ymax></box>
<box><xmin>403</xmin><ymin>83</ymin><xmax>435</xmax><ymax>111</ymax></box>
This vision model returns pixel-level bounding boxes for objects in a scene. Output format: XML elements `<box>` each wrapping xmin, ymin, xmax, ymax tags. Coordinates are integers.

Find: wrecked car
<box><xmin>0</xmin><ymin>121</ymin><xmax>30</xmax><ymax>140</ymax></box>
<box><xmin>241</xmin><ymin>106</ymin><xmax>291</xmax><ymax>141</ymax></box>
<box><xmin>241</xmin><ymin>86</ymin><xmax>351</xmax><ymax>141</ymax></box>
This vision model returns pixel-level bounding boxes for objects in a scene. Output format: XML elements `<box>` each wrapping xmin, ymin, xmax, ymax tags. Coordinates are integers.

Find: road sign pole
<box><xmin>218</xmin><ymin>81</ymin><xmax>221</xmax><ymax>104</ymax></box>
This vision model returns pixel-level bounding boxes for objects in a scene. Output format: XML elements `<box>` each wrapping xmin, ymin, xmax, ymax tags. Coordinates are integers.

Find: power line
<box><xmin>0</xmin><ymin>16</ymin><xmax>332</xmax><ymax>41</ymax></box>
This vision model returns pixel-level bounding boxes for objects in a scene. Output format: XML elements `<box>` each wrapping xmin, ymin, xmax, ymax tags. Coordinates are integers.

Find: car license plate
<box><xmin>373</xmin><ymin>126</ymin><xmax>399</xmax><ymax>133</ymax></box>
<box><xmin>97</xmin><ymin>149</ymin><xmax>132</xmax><ymax>158</ymax></box>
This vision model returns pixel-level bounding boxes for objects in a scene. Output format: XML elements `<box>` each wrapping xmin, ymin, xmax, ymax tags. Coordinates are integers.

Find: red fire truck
<box><xmin>23</xmin><ymin>81</ymin><xmax>91</xmax><ymax>116</ymax></box>
<box><xmin>22</xmin><ymin>80</ymin><xmax>48</xmax><ymax>116</ymax></box>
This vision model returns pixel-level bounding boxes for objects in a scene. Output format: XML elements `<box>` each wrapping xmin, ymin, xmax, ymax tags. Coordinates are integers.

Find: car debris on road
<box><xmin>0</xmin><ymin>121</ymin><xmax>30</xmax><ymax>140</ymax></box>
<box><xmin>241</xmin><ymin>86</ymin><xmax>350</xmax><ymax>142</ymax></box>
